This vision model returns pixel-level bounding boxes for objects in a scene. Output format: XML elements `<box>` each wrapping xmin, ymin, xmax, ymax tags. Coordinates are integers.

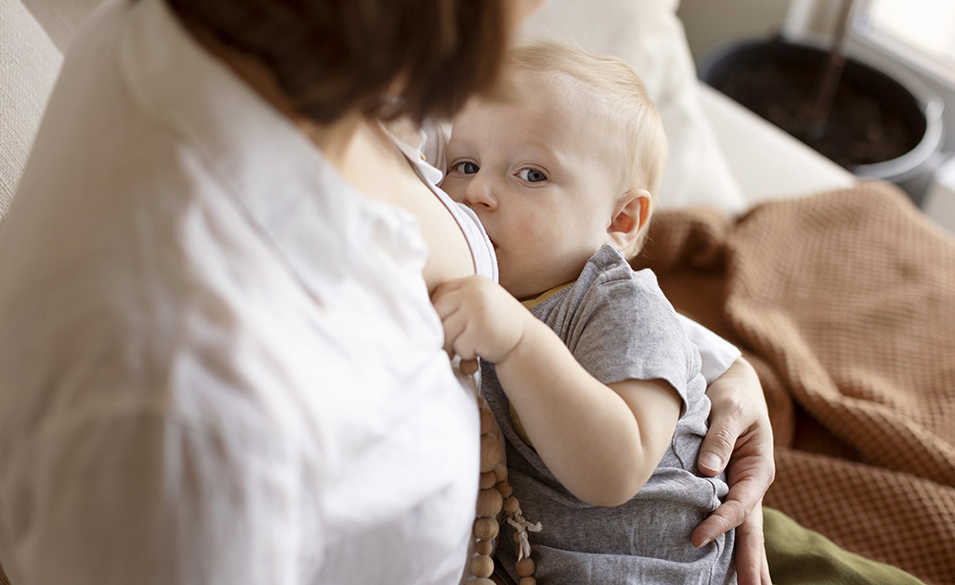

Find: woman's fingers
<box><xmin>696</xmin><ymin>355</ymin><xmax>775</xmax><ymax>555</ymax></box>
<box><xmin>691</xmin><ymin>464</ymin><xmax>765</xmax><ymax>545</ymax></box>
<box><xmin>692</xmin><ymin>418</ymin><xmax>775</xmax><ymax>582</ymax></box>
<box><xmin>697</xmin><ymin>422</ymin><xmax>739</xmax><ymax>475</ymax></box>
<box><xmin>692</xmin><ymin>479</ymin><xmax>772</xmax><ymax>585</ymax></box>
<box><xmin>698</xmin><ymin>360</ymin><xmax>760</xmax><ymax>477</ymax></box>
<box><xmin>733</xmin><ymin>504</ymin><xmax>772</xmax><ymax>585</ymax></box>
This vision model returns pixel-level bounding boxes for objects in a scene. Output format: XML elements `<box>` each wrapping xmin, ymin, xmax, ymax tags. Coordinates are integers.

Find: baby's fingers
<box><xmin>430</xmin><ymin>275</ymin><xmax>517</xmax><ymax>363</ymax></box>
<box><xmin>430</xmin><ymin>279</ymin><xmax>466</xmax><ymax>319</ymax></box>
<box><xmin>433</xmin><ymin>299</ymin><xmax>484</xmax><ymax>362</ymax></box>
<box><xmin>437</xmin><ymin>304</ymin><xmax>469</xmax><ymax>358</ymax></box>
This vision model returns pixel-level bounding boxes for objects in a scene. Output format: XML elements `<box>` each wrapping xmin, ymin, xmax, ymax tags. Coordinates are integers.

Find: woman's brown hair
<box><xmin>164</xmin><ymin>0</ymin><xmax>510</xmax><ymax>125</ymax></box>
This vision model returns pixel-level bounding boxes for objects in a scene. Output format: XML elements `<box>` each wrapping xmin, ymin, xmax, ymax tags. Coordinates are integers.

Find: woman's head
<box><xmin>165</xmin><ymin>0</ymin><xmax>513</xmax><ymax>125</ymax></box>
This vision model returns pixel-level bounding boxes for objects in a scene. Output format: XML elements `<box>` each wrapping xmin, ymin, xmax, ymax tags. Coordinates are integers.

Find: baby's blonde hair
<box><xmin>508</xmin><ymin>40</ymin><xmax>668</xmax><ymax>257</ymax></box>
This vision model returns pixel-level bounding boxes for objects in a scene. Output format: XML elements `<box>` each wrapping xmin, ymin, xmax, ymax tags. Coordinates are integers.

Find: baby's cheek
<box><xmin>440</xmin><ymin>179</ymin><xmax>462</xmax><ymax>202</ymax></box>
<box><xmin>513</xmin><ymin>211</ymin><xmax>550</xmax><ymax>242</ymax></box>
<box><xmin>510</xmin><ymin>227</ymin><xmax>547</xmax><ymax>268</ymax></box>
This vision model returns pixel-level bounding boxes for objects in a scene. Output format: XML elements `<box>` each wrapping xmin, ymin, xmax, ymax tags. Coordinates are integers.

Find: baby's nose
<box><xmin>462</xmin><ymin>175</ymin><xmax>498</xmax><ymax>211</ymax></box>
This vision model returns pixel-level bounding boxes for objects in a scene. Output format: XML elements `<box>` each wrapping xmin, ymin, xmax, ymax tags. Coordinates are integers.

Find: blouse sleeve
<box><xmin>676</xmin><ymin>314</ymin><xmax>742</xmax><ymax>385</ymax></box>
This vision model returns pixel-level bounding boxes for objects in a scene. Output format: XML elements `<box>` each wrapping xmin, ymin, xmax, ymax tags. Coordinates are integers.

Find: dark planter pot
<box><xmin>698</xmin><ymin>38</ymin><xmax>945</xmax><ymax>206</ymax></box>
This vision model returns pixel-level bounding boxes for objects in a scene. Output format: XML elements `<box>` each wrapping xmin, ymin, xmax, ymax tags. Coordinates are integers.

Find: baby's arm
<box><xmin>431</xmin><ymin>275</ymin><xmax>680</xmax><ymax>507</ymax></box>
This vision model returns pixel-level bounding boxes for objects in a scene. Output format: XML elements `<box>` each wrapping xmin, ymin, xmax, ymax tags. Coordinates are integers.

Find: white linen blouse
<box><xmin>0</xmin><ymin>0</ymin><xmax>481</xmax><ymax>583</ymax></box>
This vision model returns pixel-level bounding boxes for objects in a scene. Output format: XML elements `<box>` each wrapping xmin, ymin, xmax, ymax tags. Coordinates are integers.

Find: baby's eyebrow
<box><xmin>522</xmin><ymin>144</ymin><xmax>565</xmax><ymax>171</ymax></box>
<box><xmin>446</xmin><ymin>132</ymin><xmax>478</xmax><ymax>148</ymax></box>
<box><xmin>444</xmin><ymin>140</ymin><xmax>474</xmax><ymax>160</ymax></box>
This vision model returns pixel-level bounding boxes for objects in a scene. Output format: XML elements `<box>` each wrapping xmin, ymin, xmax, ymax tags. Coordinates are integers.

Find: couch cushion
<box><xmin>0</xmin><ymin>0</ymin><xmax>63</xmax><ymax>219</ymax></box>
<box><xmin>522</xmin><ymin>0</ymin><xmax>748</xmax><ymax>214</ymax></box>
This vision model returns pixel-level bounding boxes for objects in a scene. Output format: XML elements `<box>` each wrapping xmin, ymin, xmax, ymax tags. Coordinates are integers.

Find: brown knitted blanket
<box><xmin>636</xmin><ymin>180</ymin><xmax>955</xmax><ymax>585</ymax></box>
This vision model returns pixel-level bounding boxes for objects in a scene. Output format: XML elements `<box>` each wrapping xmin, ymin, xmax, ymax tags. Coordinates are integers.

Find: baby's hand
<box><xmin>431</xmin><ymin>276</ymin><xmax>530</xmax><ymax>364</ymax></box>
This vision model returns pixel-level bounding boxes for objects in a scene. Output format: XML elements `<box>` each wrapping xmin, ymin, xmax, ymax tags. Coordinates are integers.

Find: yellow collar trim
<box><xmin>521</xmin><ymin>281</ymin><xmax>576</xmax><ymax>310</ymax></box>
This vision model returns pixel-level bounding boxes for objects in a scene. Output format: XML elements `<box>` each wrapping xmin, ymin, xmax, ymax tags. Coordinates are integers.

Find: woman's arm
<box><xmin>432</xmin><ymin>275</ymin><xmax>681</xmax><ymax>507</ymax></box>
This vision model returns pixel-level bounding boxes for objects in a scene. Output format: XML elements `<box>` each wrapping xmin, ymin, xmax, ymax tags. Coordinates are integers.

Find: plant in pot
<box><xmin>697</xmin><ymin>0</ymin><xmax>945</xmax><ymax>206</ymax></box>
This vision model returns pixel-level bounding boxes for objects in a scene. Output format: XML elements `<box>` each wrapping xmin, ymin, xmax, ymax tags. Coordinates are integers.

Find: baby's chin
<box><xmin>499</xmin><ymin>274</ymin><xmax>552</xmax><ymax>303</ymax></box>
<box><xmin>498</xmin><ymin>277</ymin><xmax>533</xmax><ymax>301</ymax></box>
<box><xmin>498</xmin><ymin>281</ymin><xmax>526</xmax><ymax>300</ymax></box>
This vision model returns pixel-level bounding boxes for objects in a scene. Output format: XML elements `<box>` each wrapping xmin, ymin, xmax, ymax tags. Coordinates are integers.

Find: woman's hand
<box><xmin>694</xmin><ymin>357</ymin><xmax>775</xmax><ymax>585</ymax></box>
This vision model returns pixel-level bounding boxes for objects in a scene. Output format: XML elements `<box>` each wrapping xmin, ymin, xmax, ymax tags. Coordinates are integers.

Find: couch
<box><xmin>3</xmin><ymin>1</ymin><xmax>954</xmax><ymax>585</ymax></box>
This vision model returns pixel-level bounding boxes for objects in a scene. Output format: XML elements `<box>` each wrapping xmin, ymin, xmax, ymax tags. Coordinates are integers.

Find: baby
<box><xmin>432</xmin><ymin>40</ymin><xmax>735</xmax><ymax>584</ymax></box>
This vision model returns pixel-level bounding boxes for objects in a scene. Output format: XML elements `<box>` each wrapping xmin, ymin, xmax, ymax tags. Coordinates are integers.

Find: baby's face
<box><xmin>442</xmin><ymin>72</ymin><xmax>624</xmax><ymax>300</ymax></box>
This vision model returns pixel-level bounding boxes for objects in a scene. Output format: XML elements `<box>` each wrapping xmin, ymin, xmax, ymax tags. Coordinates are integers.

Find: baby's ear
<box><xmin>608</xmin><ymin>189</ymin><xmax>652</xmax><ymax>250</ymax></box>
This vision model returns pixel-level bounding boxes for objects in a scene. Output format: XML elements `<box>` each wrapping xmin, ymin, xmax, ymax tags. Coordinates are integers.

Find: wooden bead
<box><xmin>473</xmin><ymin>517</ymin><xmax>499</xmax><ymax>541</ymax></box>
<box><xmin>493</xmin><ymin>462</ymin><xmax>508</xmax><ymax>483</ymax></box>
<box><xmin>516</xmin><ymin>557</ymin><xmax>536</xmax><ymax>577</ymax></box>
<box><xmin>467</xmin><ymin>579</ymin><xmax>494</xmax><ymax>585</ymax></box>
<box><xmin>519</xmin><ymin>578</ymin><xmax>537</xmax><ymax>585</ymax></box>
<box><xmin>480</xmin><ymin>433</ymin><xmax>502</xmax><ymax>473</ymax></box>
<box><xmin>471</xmin><ymin>554</ymin><xmax>494</xmax><ymax>578</ymax></box>
<box><xmin>495</xmin><ymin>481</ymin><xmax>513</xmax><ymax>499</ymax></box>
<box><xmin>477</xmin><ymin>487</ymin><xmax>504</xmax><ymax>517</ymax></box>
<box><xmin>477</xmin><ymin>396</ymin><xmax>487</xmax><ymax>409</ymax></box>
<box><xmin>475</xmin><ymin>540</ymin><xmax>494</xmax><ymax>556</ymax></box>
<box><xmin>480</xmin><ymin>407</ymin><xmax>496</xmax><ymax>434</ymax></box>
<box><xmin>479</xmin><ymin>471</ymin><xmax>497</xmax><ymax>490</ymax></box>
<box><xmin>503</xmin><ymin>496</ymin><xmax>520</xmax><ymax>514</ymax></box>
<box><xmin>461</xmin><ymin>358</ymin><xmax>479</xmax><ymax>375</ymax></box>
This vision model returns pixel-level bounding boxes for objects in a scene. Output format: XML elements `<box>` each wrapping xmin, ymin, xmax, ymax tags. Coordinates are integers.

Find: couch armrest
<box><xmin>697</xmin><ymin>82</ymin><xmax>856</xmax><ymax>209</ymax></box>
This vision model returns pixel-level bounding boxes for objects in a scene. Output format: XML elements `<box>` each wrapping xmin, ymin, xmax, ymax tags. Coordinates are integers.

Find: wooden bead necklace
<box><xmin>464</xmin><ymin>358</ymin><xmax>541</xmax><ymax>585</ymax></box>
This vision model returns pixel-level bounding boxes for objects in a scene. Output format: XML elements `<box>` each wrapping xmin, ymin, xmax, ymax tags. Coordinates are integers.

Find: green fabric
<box><xmin>764</xmin><ymin>507</ymin><xmax>926</xmax><ymax>585</ymax></box>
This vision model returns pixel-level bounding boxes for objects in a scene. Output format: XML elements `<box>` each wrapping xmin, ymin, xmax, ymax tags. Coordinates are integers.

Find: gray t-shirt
<box><xmin>483</xmin><ymin>245</ymin><xmax>735</xmax><ymax>585</ymax></box>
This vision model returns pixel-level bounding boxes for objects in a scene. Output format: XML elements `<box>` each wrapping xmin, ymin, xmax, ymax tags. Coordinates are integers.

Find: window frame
<box><xmin>850</xmin><ymin>0</ymin><xmax>955</xmax><ymax>84</ymax></box>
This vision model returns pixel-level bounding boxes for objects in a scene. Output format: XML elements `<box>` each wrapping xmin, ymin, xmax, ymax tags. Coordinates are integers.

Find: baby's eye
<box><xmin>518</xmin><ymin>168</ymin><xmax>547</xmax><ymax>183</ymax></box>
<box><xmin>454</xmin><ymin>161</ymin><xmax>480</xmax><ymax>175</ymax></box>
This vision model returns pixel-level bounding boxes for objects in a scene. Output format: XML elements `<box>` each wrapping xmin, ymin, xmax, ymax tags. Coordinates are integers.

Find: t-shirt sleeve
<box><xmin>676</xmin><ymin>314</ymin><xmax>741</xmax><ymax>385</ymax></box>
<box><xmin>562</xmin><ymin>270</ymin><xmax>699</xmax><ymax>411</ymax></box>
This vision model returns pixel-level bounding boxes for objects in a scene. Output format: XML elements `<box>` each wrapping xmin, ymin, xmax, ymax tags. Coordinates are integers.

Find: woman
<box><xmin>0</xmin><ymin>0</ymin><xmax>773</xmax><ymax>583</ymax></box>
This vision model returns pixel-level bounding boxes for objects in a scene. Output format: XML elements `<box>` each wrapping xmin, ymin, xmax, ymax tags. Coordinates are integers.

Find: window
<box><xmin>853</xmin><ymin>0</ymin><xmax>955</xmax><ymax>79</ymax></box>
